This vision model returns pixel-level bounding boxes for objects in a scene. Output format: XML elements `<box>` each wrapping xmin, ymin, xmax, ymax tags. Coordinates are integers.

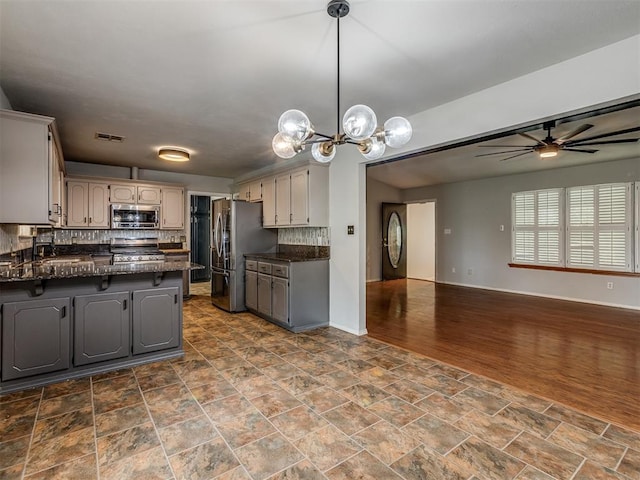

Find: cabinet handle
<box><xmin>174</xmin><ymin>294</ymin><xmax>178</xmax><ymax>304</ymax></box>
<box><xmin>60</xmin><ymin>306</ymin><xmax>66</xmax><ymax>318</ymax></box>
<box><xmin>290</xmin><ymin>213</ymin><xmax>292</xmax><ymax>222</ymax></box>
<box><xmin>123</xmin><ymin>299</ymin><xmax>127</xmax><ymax>310</ymax></box>
<box><xmin>89</xmin><ymin>217</ymin><xmax>92</xmax><ymax>224</ymax></box>
<box><xmin>83</xmin><ymin>217</ymin><xmax>87</xmax><ymax>223</ymax></box>
<box><xmin>275</xmin><ymin>214</ymin><xmax>278</xmax><ymax>224</ymax></box>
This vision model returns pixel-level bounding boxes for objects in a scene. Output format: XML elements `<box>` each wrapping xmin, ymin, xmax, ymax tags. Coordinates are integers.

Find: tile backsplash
<box><xmin>278</xmin><ymin>227</ymin><xmax>330</xmax><ymax>246</ymax></box>
<box><xmin>38</xmin><ymin>229</ymin><xmax>185</xmax><ymax>245</ymax></box>
<box><xmin>0</xmin><ymin>225</ymin><xmax>33</xmax><ymax>255</ymax></box>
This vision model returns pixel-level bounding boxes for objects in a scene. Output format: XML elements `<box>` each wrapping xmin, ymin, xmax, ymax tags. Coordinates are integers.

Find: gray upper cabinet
<box><xmin>132</xmin><ymin>287</ymin><xmax>180</xmax><ymax>354</ymax></box>
<box><xmin>73</xmin><ymin>292</ymin><xmax>130</xmax><ymax>366</ymax></box>
<box><xmin>0</xmin><ymin>109</ymin><xmax>65</xmax><ymax>224</ymax></box>
<box><xmin>1</xmin><ymin>297</ymin><xmax>70</xmax><ymax>381</ymax></box>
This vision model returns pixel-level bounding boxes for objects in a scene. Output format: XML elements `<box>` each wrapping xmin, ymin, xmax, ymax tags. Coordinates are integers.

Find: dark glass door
<box><xmin>382</xmin><ymin>203</ymin><xmax>407</xmax><ymax>280</ymax></box>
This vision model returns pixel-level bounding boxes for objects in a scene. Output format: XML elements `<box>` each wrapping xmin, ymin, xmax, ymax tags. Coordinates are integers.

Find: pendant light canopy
<box><xmin>272</xmin><ymin>0</ymin><xmax>412</xmax><ymax>163</ymax></box>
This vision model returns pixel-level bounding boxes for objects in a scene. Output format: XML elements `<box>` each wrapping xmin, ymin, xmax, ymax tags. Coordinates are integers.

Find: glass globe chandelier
<box><xmin>272</xmin><ymin>0</ymin><xmax>412</xmax><ymax>163</ymax></box>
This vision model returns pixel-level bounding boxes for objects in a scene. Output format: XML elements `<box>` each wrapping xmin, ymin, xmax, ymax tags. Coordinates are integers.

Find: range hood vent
<box><xmin>95</xmin><ymin>132</ymin><xmax>125</xmax><ymax>142</ymax></box>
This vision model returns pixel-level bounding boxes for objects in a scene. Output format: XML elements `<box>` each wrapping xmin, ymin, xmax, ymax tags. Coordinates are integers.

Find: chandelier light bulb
<box><xmin>360</xmin><ymin>137</ymin><xmax>386</xmax><ymax>160</ymax></box>
<box><xmin>278</xmin><ymin>109</ymin><xmax>313</xmax><ymax>142</ymax></box>
<box><xmin>272</xmin><ymin>132</ymin><xmax>298</xmax><ymax>159</ymax></box>
<box><xmin>311</xmin><ymin>142</ymin><xmax>335</xmax><ymax>163</ymax></box>
<box><xmin>343</xmin><ymin>104</ymin><xmax>377</xmax><ymax>141</ymax></box>
<box><xmin>384</xmin><ymin>116</ymin><xmax>413</xmax><ymax>148</ymax></box>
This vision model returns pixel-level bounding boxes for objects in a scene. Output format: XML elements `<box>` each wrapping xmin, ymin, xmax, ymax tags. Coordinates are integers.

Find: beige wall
<box><xmin>407</xmin><ymin>202</ymin><xmax>435</xmax><ymax>281</ymax></box>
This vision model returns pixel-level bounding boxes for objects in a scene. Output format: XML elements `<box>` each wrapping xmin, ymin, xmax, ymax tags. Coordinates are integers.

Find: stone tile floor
<box><xmin>1</xmin><ymin>294</ymin><xmax>639</xmax><ymax>479</ymax></box>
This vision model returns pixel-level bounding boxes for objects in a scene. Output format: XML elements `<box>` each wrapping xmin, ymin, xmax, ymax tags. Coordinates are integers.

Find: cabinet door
<box><xmin>290</xmin><ymin>169</ymin><xmax>309</xmax><ymax>225</ymax></box>
<box><xmin>238</xmin><ymin>183</ymin><xmax>251</xmax><ymax>202</ymax></box>
<box><xmin>0</xmin><ymin>111</ymin><xmax>51</xmax><ymax>224</ymax></box>
<box><xmin>245</xmin><ymin>270</ymin><xmax>258</xmax><ymax>310</ymax></box>
<box><xmin>275</xmin><ymin>174</ymin><xmax>291</xmax><ymax>226</ymax></box>
<box><xmin>249</xmin><ymin>181</ymin><xmax>262</xmax><ymax>202</ymax></box>
<box><xmin>262</xmin><ymin>177</ymin><xmax>276</xmax><ymax>227</ymax></box>
<box><xmin>88</xmin><ymin>183</ymin><xmax>110</xmax><ymax>227</ymax></box>
<box><xmin>48</xmin><ymin>139</ymin><xmax>63</xmax><ymax>225</ymax></box>
<box><xmin>137</xmin><ymin>186</ymin><xmax>161</xmax><ymax>205</ymax></box>
<box><xmin>132</xmin><ymin>287</ymin><xmax>180</xmax><ymax>354</ymax></box>
<box><xmin>161</xmin><ymin>187</ymin><xmax>184</xmax><ymax>229</ymax></box>
<box><xmin>257</xmin><ymin>273</ymin><xmax>272</xmax><ymax>316</ymax></box>
<box><xmin>74</xmin><ymin>292</ymin><xmax>129</xmax><ymax>366</ymax></box>
<box><xmin>109</xmin><ymin>184</ymin><xmax>136</xmax><ymax>203</ymax></box>
<box><xmin>271</xmin><ymin>276</ymin><xmax>289</xmax><ymax>324</ymax></box>
<box><xmin>66</xmin><ymin>180</ymin><xmax>89</xmax><ymax>227</ymax></box>
<box><xmin>2</xmin><ymin>297</ymin><xmax>70</xmax><ymax>381</ymax></box>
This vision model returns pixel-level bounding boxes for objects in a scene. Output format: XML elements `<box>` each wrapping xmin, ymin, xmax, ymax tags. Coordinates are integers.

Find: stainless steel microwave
<box><xmin>111</xmin><ymin>204</ymin><xmax>160</xmax><ymax>229</ymax></box>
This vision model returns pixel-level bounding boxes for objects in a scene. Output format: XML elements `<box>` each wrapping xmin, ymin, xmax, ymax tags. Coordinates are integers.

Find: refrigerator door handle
<box><xmin>214</xmin><ymin>212</ymin><xmax>223</xmax><ymax>258</ymax></box>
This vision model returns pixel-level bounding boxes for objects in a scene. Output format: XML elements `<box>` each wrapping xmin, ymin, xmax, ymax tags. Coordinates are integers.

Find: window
<box><xmin>512</xmin><ymin>182</ymin><xmax>635</xmax><ymax>273</ymax></box>
<box><xmin>512</xmin><ymin>189</ymin><xmax>562</xmax><ymax>266</ymax></box>
<box><xmin>566</xmin><ymin>183</ymin><xmax>632</xmax><ymax>272</ymax></box>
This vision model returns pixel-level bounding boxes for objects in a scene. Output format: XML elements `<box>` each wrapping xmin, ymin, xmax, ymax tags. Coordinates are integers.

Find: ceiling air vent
<box><xmin>95</xmin><ymin>132</ymin><xmax>125</xmax><ymax>142</ymax></box>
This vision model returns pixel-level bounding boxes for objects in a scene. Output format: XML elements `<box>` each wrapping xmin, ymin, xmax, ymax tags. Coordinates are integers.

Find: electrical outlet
<box><xmin>500</xmin><ymin>225</ymin><xmax>505</xmax><ymax>231</ymax></box>
<box><xmin>451</xmin><ymin>267</ymin><xmax>456</xmax><ymax>273</ymax></box>
<box><xmin>607</xmin><ymin>282</ymin><xmax>614</xmax><ymax>290</ymax></box>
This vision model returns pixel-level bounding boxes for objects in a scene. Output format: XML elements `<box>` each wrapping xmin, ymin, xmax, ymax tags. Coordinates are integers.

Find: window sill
<box><xmin>508</xmin><ymin>263</ymin><xmax>640</xmax><ymax>277</ymax></box>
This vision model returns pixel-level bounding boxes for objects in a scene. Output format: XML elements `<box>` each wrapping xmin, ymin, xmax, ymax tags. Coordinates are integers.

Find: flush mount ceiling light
<box><xmin>158</xmin><ymin>148</ymin><xmax>190</xmax><ymax>162</ymax></box>
<box><xmin>272</xmin><ymin>0</ymin><xmax>412</xmax><ymax>163</ymax></box>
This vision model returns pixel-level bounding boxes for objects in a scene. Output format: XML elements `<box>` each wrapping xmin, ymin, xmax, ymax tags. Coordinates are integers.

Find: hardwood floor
<box><xmin>366</xmin><ymin>279</ymin><xmax>640</xmax><ymax>431</ymax></box>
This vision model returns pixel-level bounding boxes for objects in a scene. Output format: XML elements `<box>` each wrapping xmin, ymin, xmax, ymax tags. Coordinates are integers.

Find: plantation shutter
<box><xmin>566</xmin><ymin>183</ymin><xmax>631</xmax><ymax>271</ymax></box>
<box><xmin>512</xmin><ymin>189</ymin><xmax>562</xmax><ymax>265</ymax></box>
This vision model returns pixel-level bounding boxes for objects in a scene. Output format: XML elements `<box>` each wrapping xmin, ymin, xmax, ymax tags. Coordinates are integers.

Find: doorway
<box><xmin>407</xmin><ymin>201</ymin><xmax>436</xmax><ymax>281</ymax></box>
<box><xmin>190</xmin><ymin>195</ymin><xmax>211</xmax><ymax>283</ymax></box>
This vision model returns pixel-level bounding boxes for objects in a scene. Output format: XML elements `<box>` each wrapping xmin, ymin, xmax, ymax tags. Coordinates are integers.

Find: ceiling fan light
<box><xmin>158</xmin><ymin>148</ymin><xmax>190</xmax><ymax>162</ymax></box>
<box><xmin>343</xmin><ymin>104</ymin><xmax>377</xmax><ymax>141</ymax></box>
<box><xmin>311</xmin><ymin>142</ymin><xmax>335</xmax><ymax>163</ymax></box>
<box><xmin>539</xmin><ymin>144</ymin><xmax>559</xmax><ymax>158</ymax></box>
<box><xmin>383</xmin><ymin>116</ymin><xmax>412</xmax><ymax>148</ymax></box>
<box><xmin>272</xmin><ymin>132</ymin><xmax>300</xmax><ymax>159</ymax></box>
<box><xmin>359</xmin><ymin>137</ymin><xmax>386</xmax><ymax>160</ymax></box>
<box><xmin>278</xmin><ymin>109</ymin><xmax>313</xmax><ymax>142</ymax></box>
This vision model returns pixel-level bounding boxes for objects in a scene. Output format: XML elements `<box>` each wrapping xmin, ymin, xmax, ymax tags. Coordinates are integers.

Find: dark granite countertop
<box><xmin>244</xmin><ymin>252</ymin><xmax>329</xmax><ymax>263</ymax></box>
<box><xmin>0</xmin><ymin>261</ymin><xmax>204</xmax><ymax>283</ymax></box>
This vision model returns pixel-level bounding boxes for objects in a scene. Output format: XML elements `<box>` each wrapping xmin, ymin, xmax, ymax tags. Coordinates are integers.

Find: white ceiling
<box><xmin>367</xmin><ymin>104</ymin><xmax>640</xmax><ymax>189</ymax></box>
<box><xmin>1</xmin><ymin>1</ymin><xmax>639</xmax><ymax>180</ymax></box>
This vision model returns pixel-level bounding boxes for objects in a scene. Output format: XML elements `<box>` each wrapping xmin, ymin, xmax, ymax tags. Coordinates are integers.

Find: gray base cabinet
<box><xmin>245</xmin><ymin>270</ymin><xmax>258</xmax><ymax>310</ymax></box>
<box><xmin>2</xmin><ymin>297</ymin><xmax>70</xmax><ymax>381</ymax></box>
<box><xmin>132</xmin><ymin>287</ymin><xmax>180</xmax><ymax>354</ymax></box>
<box><xmin>257</xmin><ymin>273</ymin><xmax>272</xmax><ymax>316</ymax></box>
<box><xmin>74</xmin><ymin>292</ymin><xmax>129</xmax><ymax>366</ymax></box>
<box><xmin>245</xmin><ymin>258</ymin><xmax>329</xmax><ymax>332</ymax></box>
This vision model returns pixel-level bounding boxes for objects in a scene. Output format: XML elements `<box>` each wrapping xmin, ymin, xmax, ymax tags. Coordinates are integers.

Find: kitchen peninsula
<box><xmin>0</xmin><ymin>259</ymin><xmax>202</xmax><ymax>394</ymax></box>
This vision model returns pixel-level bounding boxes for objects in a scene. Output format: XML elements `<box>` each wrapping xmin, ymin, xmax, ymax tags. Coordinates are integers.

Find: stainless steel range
<box><xmin>110</xmin><ymin>238</ymin><xmax>165</xmax><ymax>264</ymax></box>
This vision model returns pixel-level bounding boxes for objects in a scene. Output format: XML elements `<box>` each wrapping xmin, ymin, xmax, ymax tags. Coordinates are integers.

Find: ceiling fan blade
<box><xmin>570</xmin><ymin>138</ymin><xmax>639</xmax><ymax>146</ymax></box>
<box><xmin>475</xmin><ymin>149</ymin><xmax>533</xmax><ymax>158</ymax></box>
<box><xmin>555</xmin><ymin>124</ymin><xmax>593</xmax><ymax>144</ymax></box>
<box><xmin>499</xmin><ymin>152</ymin><xmax>531</xmax><ymax>162</ymax></box>
<box><xmin>564</xmin><ymin>126</ymin><xmax>640</xmax><ymax>144</ymax></box>
<box><xmin>477</xmin><ymin>145</ymin><xmax>532</xmax><ymax>148</ymax></box>
<box><xmin>563</xmin><ymin>148</ymin><xmax>598</xmax><ymax>154</ymax></box>
<box><xmin>518</xmin><ymin>132</ymin><xmax>546</xmax><ymax>145</ymax></box>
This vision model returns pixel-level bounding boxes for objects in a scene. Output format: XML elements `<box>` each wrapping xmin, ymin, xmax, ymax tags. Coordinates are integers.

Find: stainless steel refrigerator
<box><xmin>211</xmin><ymin>198</ymin><xmax>277</xmax><ymax>312</ymax></box>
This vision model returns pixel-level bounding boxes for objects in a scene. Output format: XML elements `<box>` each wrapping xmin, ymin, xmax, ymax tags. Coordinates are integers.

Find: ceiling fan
<box><xmin>476</xmin><ymin>121</ymin><xmax>640</xmax><ymax>162</ymax></box>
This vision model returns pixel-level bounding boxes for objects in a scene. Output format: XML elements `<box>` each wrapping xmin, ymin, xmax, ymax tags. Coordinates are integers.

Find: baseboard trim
<box><xmin>439</xmin><ymin>281</ymin><xmax>640</xmax><ymax>311</ymax></box>
<box><xmin>330</xmin><ymin>323</ymin><xmax>368</xmax><ymax>336</ymax></box>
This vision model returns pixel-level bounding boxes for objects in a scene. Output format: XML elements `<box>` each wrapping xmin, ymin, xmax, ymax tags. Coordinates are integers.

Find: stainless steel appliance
<box><xmin>111</xmin><ymin>238</ymin><xmax>165</xmax><ymax>263</ymax></box>
<box><xmin>111</xmin><ymin>204</ymin><xmax>160</xmax><ymax>229</ymax></box>
<box><xmin>211</xmin><ymin>199</ymin><xmax>277</xmax><ymax>312</ymax></box>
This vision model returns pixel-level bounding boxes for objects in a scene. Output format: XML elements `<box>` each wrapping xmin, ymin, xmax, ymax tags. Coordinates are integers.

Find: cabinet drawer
<box><xmin>246</xmin><ymin>260</ymin><xmax>258</xmax><ymax>271</ymax></box>
<box><xmin>272</xmin><ymin>264</ymin><xmax>289</xmax><ymax>278</ymax></box>
<box><xmin>258</xmin><ymin>262</ymin><xmax>272</xmax><ymax>274</ymax></box>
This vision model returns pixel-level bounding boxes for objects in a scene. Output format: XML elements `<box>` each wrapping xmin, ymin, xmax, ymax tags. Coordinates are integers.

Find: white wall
<box><xmin>403</xmin><ymin>158</ymin><xmax>640</xmax><ymax>308</ymax></box>
<box><xmin>366</xmin><ymin>177</ymin><xmax>403</xmax><ymax>281</ymax></box>
<box><xmin>329</xmin><ymin>35</ymin><xmax>640</xmax><ymax>334</ymax></box>
<box><xmin>0</xmin><ymin>86</ymin><xmax>12</xmax><ymax>109</ymax></box>
<box><xmin>407</xmin><ymin>202</ymin><xmax>435</xmax><ymax>281</ymax></box>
